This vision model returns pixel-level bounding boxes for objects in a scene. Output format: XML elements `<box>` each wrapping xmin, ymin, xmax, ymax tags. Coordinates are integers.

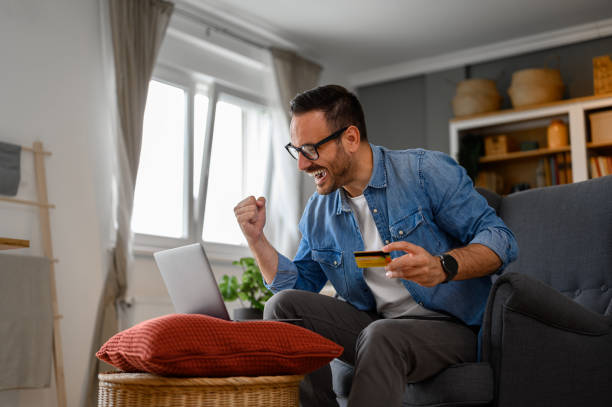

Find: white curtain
<box><xmin>84</xmin><ymin>1</ymin><xmax>173</xmax><ymax>405</ymax></box>
<box><xmin>264</xmin><ymin>48</ymin><xmax>321</xmax><ymax>257</ymax></box>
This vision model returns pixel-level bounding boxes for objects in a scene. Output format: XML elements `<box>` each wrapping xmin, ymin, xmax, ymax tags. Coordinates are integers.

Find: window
<box><xmin>193</xmin><ymin>93</ymin><xmax>210</xmax><ymax>201</ymax></box>
<box><xmin>202</xmin><ymin>97</ymin><xmax>270</xmax><ymax>245</ymax></box>
<box><xmin>132</xmin><ymin>77</ymin><xmax>270</xmax><ymax>249</ymax></box>
<box><xmin>132</xmin><ymin>81</ymin><xmax>187</xmax><ymax>238</ymax></box>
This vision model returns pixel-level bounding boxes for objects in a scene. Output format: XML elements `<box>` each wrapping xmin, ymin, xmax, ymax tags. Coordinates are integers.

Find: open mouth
<box><xmin>309</xmin><ymin>168</ymin><xmax>328</xmax><ymax>185</ymax></box>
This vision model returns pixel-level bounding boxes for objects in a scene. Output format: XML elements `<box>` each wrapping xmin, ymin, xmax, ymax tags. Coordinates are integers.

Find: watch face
<box><xmin>442</xmin><ymin>254</ymin><xmax>458</xmax><ymax>272</ymax></box>
<box><xmin>440</xmin><ymin>254</ymin><xmax>458</xmax><ymax>282</ymax></box>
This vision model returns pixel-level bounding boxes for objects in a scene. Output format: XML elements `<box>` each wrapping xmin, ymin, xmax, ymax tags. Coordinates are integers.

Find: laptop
<box><xmin>153</xmin><ymin>243</ymin><xmax>301</xmax><ymax>324</ymax></box>
<box><xmin>154</xmin><ymin>243</ymin><xmax>231</xmax><ymax>320</ymax></box>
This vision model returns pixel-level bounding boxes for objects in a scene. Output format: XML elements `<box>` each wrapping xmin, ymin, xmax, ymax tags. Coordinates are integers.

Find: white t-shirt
<box><xmin>347</xmin><ymin>193</ymin><xmax>445</xmax><ymax>318</ymax></box>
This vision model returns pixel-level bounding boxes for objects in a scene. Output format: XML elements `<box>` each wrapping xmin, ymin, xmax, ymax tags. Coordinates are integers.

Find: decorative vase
<box><xmin>233</xmin><ymin>307</ymin><xmax>264</xmax><ymax>320</ymax></box>
<box><xmin>547</xmin><ymin>120</ymin><xmax>569</xmax><ymax>148</ymax></box>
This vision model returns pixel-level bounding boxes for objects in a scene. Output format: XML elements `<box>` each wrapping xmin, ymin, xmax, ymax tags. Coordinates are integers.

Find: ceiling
<box><xmin>185</xmin><ymin>0</ymin><xmax>612</xmax><ymax>83</ymax></box>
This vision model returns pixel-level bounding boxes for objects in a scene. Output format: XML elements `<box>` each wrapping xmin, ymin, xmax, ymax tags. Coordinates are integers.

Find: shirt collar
<box><xmin>335</xmin><ymin>189</ymin><xmax>351</xmax><ymax>215</ymax></box>
<box><xmin>367</xmin><ymin>144</ymin><xmax>387</xmax><ymax>189</ymax></box>
<box><xmin>334</xmin><ymin>143</ymin><xmax>387</xmax><ymax>215</ymax></box>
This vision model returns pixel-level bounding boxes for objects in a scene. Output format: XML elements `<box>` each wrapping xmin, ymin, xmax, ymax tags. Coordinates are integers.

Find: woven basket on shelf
<box><xmin>508</xmin><ymin>68</ymin><xmax>564</xmax><ymax>107</ymax></box>
<box><xmin>98</xmin><ymin>373</ymin><xmax>303</xmax><ymax>407</ymax></box>
<box><xmin>452</xmin><ymin>78</ymin><xmax>501</xmax><ymax>117</ymax></box>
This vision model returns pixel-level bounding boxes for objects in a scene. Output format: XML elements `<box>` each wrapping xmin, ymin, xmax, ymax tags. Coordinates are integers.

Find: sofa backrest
<box><xmin>497</xmin><ymin>176</ymin><xmax>612</xmax><ymax>316</ymax></box>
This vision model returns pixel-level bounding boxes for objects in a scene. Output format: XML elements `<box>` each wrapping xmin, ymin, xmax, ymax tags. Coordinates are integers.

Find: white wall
<box><xmin>0</xmin><ymin>1</ymin><xmax>113</xmax><ymax>406</ymax></box>
<box><xmin>319</xmin><ymin>65</ymin><xmax>355</xmax><ymax>92</ymax></box>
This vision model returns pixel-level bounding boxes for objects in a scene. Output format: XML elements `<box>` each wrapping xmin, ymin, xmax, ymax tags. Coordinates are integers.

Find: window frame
<box><xmin>133</xmin><ymin>64</ymin><xmax>267</xmax><ymax>260</ymax></box>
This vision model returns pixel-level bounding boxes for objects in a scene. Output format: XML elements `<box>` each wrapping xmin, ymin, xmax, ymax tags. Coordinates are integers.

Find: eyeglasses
<box><xmin>285</xmin><ymin>126</ymin><xmax>349</xmax><ymax>161</ymax></box>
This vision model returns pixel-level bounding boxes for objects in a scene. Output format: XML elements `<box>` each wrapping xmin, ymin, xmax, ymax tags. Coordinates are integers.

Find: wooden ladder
<box><xmin>0</xmin><ymin>141</ymin><xmax>67</xmax><ymax>407</ymax></box>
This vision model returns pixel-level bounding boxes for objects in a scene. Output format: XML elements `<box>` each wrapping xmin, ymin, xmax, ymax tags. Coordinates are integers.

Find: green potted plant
<box><xmin>219</xmin><ymin>257</ymin><xmax>273</xmax><ymax>320</ymax></box>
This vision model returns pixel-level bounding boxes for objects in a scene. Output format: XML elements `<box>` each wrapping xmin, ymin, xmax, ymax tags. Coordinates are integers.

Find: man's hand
<box><xmin>233</xmin><ymin>196</ymin><xmax>279</xmax><ymax>285</ymax></box>
<box><xmin>234</xmin><ymin>196</ymin><xmax>266</xmax><ymax>245</ymax></box>
<box><xmin>382</xmin><ymin>241</ymin><xmax>446</xmax><ymax>287</ymax></box>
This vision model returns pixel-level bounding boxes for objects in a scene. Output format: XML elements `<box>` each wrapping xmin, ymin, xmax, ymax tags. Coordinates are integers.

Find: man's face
<box><xmin>290</xmin><ymin>110</ymin><xmax>352</xmax><ymax>195</ymax></box>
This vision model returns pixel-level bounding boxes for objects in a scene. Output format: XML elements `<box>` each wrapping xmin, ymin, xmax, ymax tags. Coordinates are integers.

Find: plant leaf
<box><xmin>218</xmin><ymin>257</ymin><xmax>272</xmax><ymax>309</ymax></box>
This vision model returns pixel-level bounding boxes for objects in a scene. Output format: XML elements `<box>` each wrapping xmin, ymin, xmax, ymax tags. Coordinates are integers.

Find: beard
<box><xmin>309</xmin><ymin>143</ymin><xmax>352</xmax><ymax>195</ymax></box>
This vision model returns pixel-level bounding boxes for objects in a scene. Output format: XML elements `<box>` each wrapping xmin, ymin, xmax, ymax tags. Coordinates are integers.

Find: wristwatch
<box><xmin>437</xmin><ymin>253</ymin><xmax>458</xmax><ymax>283</ymax></box>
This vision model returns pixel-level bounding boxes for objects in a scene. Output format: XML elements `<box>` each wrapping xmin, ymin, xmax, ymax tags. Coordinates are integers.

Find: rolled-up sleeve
<box><xmin>264</xmin><ymin>251</ymin><xmax>299</xmax><ymax>292</ymax></box>
<box><xmin>420</xmin><ymin>151</ymin><xmax>518</xmax><ymax>271</ymax></box>
<box><xmin>264</xmin><ymin>234</ymin><xmax>329</xmax><ymax>293</ymax></box>
<box><xmin>470</xmin><ymin>226</ymin><xmax>518</xmax><ymax>271</ymax></box>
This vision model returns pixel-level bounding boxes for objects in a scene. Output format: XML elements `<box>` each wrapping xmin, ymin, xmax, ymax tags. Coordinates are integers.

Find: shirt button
<box><xmin>385</xmin><ymin>240</ymin><xmax>390</xmax><ymax>244</ymax></box>
<box><xmin>333</xmin><ymin>260</ymin><xmax>338</xmax><ymax>265</ymax></box>
<box><xmin>398</xmin><ymin>230</ymin><xmax>404</xmax><ymax>236</ymax></box>
<box><xmin>373</xmin><ymin>208</ymin><xmax>378</xmax><ymax>213</ymax></box>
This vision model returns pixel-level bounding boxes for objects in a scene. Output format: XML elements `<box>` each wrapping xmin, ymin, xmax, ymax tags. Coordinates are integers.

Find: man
<box><xmin>234</xmin><ymin>85</ymin><xmax>518</xmax><ymax>407</ymax></box>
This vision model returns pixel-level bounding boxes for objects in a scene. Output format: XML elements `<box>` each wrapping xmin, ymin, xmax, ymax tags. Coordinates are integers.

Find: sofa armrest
<box><xmin>481</xmin><ymin>272</ymin><xmax>612</xmax><ymax>406</ymax></box>
<box><xmin>485</xmin><ymin>272</ymin><xmax>610</xmax><ymax>340</ymax></box>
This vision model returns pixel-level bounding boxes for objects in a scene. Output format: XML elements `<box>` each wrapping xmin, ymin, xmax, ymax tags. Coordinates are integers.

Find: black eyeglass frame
<box><xmin>285</xmin><ymin>126</ymin><xmax>350</xmax><ymax>161</ymax></box>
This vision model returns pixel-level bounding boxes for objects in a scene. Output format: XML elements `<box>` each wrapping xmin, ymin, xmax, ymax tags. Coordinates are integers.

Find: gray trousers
<box><xmin>263</xmin><ymin>289</ymin><xmax>477</xmax><ymax>407</ymax></box>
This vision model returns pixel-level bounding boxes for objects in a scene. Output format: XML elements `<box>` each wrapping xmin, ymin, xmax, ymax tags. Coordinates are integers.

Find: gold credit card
<box><xmin>354</xmin><ymin>250</ymin><xmax>391</xmax><ymax>268</ymax></box>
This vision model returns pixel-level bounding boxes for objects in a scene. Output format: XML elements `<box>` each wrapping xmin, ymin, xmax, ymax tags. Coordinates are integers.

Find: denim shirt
<box><xmin>267</xmin><ymin>145</ymin><xmax>518</xmax><ymax>326</ymax></box>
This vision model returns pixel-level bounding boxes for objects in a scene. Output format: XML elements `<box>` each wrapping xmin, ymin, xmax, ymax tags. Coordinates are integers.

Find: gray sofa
<box><xmin>332</xmin><ymin>175</ymin><xmax>612</xmax><ymax>406</ymax></box>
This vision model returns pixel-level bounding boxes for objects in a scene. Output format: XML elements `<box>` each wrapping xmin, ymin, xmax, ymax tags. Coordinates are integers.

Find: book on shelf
<box><xmin>565</xmin><ymin>151</ymin><xmax>573</xmax><ymax>183</ymax></box>
<box><xmin>477</xmin><ymin>152</ymin><xmax>575</xmax><ymax>194</ymax></box>
<box><xmin>536</xmin><ymin>159</ymin><xmax>547</xmax><ymax>188</ymax></box>
<box><xmin>557</xmin><ymin>153</ymin><xmax>567</xmax><ymax>184</ymax></box>
<box><xmin>590</xmin><ymin>157</ymin><xmax>600</xmax><ymax>177</ymax></box>
<box><xmin>541</xmin><ymin>153</ymin><xmax>573</xmax><ymax>186</ymax></box>
<box><xmin>549</xmin><ymin>156</ymin><xmax>557</xmax><ymax>185</ymax></box>
<box><xmin>590</xmin><ymin>155</ymin><xmax>612</xmax><ymax>178</ymax></box>
<box><xmin>475</xmin><ymin>171</ymin><xmax>503</xmax><ymax>193</ymax></box>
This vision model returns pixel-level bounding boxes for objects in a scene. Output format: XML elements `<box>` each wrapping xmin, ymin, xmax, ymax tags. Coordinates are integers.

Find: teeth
<box><xmin>309</xmin><ymin>169</ymin><xmax>326</xmax><ymax>178</ymax></box>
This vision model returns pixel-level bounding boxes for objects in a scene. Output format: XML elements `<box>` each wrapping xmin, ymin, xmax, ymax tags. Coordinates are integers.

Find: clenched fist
<box><xmin>234</xmin><ymin>196</ymin><xmax>266</xmax><ymax>245</ymax></box>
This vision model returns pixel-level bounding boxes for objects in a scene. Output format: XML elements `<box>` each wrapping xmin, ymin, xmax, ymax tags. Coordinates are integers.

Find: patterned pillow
<box><xmin>96</xmin><ymin>313</ymin><xmax>343</xmax><ymax>377</ymax></box>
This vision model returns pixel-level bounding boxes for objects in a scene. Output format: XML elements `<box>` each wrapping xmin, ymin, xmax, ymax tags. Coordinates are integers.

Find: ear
<box><xmin>342</xmin><ymin>125</ymin><xmax>361</xmax><ymax>153</ymax></box>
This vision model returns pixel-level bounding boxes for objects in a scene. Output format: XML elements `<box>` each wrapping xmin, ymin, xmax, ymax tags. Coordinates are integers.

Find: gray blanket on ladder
<box><xmin>0</xmin><ymin>254</ymin><xmax>53</xmax><ymax>390</ymax></box>
<box><xmin>0</xmin><ymin>142</ymin><xmax>21</xmax><ymax>196</ymax></box>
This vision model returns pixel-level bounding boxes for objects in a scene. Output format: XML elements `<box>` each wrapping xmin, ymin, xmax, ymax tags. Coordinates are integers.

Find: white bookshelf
<box><xmin>449</xmin><ymin>93</ymin><xmax>612</xmax><ymax>193</ymax></box>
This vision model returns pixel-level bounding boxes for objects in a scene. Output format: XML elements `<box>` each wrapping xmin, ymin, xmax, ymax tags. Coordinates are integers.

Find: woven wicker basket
<box><xmin>452</xmin><ymin>79</ymin><xmax>501</xmax><ymax>117</ymax></box>
<box><xmin>508</xmin><ymin>68</ymin><xmax>564</xmax><ymax>107</ymax></box>
<box><xmin>98</xmin><ymin>373</ymin><xmax>303</xmax><ymax>407</ymax></box>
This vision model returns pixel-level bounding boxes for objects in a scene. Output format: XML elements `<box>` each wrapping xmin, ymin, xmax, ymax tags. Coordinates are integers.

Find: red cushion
<box><xmin>96</xmin><ymin>313</ymin><xmax>343</xmax><ymax>377</ymax></box>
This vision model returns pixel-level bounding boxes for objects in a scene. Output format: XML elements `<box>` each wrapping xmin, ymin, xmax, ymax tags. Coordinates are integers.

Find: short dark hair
<box><xmin>290</xmin><ymin>84</ymin><xmax>368</xmax><ymax>141</ymax></box>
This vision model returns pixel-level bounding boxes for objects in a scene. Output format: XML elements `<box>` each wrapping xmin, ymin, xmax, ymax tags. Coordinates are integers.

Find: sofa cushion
<box><xmin>499</xmin><ymin>176</ymin><xmax>612</xmax><ymax>315</ymax></box>
<box><xmin>331</xmin><ymin>359</ymin><xmax>493</xmax><ymax>407</ymax></box>
<box><xmin>97</xmin><ymin>313</ymin><xmax>343</xmax><ymax>377</ymax></box>
<box><xmin>332</xmin><ymin>359</ymin><xmax>493</xmax><ymax>406</ymax></box>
